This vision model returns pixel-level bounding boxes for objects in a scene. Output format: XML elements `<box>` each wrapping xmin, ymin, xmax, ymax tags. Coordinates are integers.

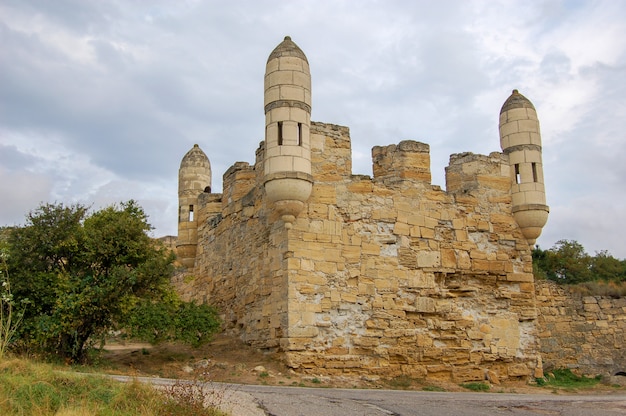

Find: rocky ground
<box><xmin>100</xmin><ymin>333</ymin><xmax>625</xmax><ymax>394</ymax></box>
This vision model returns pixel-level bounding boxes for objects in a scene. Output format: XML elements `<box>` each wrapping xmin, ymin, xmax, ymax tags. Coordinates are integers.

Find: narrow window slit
<box><xmin>531</xmin><ymin>163</ymin><xmax>538</xmax><ymax>182</ymax></box>
<box><xmin>189</xmin><ymin>205</ymin><xmax>194</xmax><ymax>221</ymax></box>
<box><xmin>277</xmin><ymin>122</ymin><xmax>283</xmax><ymax>145</ymax></box>
<box><xmin>297</xmin><ymin>123</ymin><xmax>302</xmax><ymax>146</ymax></box>
<box><xmin>514</xmin><ymin>164</ymin><xmax>521</xmax><ymax>184</ymax></box>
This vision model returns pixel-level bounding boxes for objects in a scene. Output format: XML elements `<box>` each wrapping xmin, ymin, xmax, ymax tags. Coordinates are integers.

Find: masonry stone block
<box><xmin>171</xmin><ymin>45</ymin><xmax>569</xmax><ymax>381</ymax></box>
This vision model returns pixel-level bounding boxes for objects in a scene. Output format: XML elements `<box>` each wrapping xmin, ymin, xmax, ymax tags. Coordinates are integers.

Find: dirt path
<box><xmin>100</xmin><ymin>333</ymin><xmax>626</xmax><ymax>395</ymax></box>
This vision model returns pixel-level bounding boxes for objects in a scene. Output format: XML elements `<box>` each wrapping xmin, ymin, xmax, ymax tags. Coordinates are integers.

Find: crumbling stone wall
<box><xmin>173</xmin><ymin>121</ymin><xmax>545</xmax><ymax>382</ymax></box>
<box><xmin>280</xmin><ymin>123</ymin><xmax>541</xmax><ymax>381</ymax></box>
<box><xmin>535</xmin><ymin>280</ymin><xmax>626</xmax><ymax>377</ymax></box>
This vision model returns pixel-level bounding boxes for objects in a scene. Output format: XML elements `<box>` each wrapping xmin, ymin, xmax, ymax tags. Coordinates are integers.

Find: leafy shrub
<box><xmin>122</xmin><ymin>300</ymin><xmax>221</xmax><ymax>347</ymax></box>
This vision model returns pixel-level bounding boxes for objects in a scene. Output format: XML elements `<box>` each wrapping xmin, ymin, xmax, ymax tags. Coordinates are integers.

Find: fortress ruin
<box><xmin>173</xmin><ymin>36</ymin><xmax>557</xmax><ymax>382</ymax></box>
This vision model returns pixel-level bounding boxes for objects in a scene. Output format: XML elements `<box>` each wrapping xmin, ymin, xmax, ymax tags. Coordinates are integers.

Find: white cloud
<box><xmin>1</xmin><ymin>0</ymin><xmax>625</xmax><ymax>257</ymax></box>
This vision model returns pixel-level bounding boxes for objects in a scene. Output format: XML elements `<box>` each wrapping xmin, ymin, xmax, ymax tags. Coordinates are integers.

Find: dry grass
<box><xmin>0</xmin><ymin>357</ymin><xmax>226</xmax><ymax>415</ymax></box>
<box><xmin>568</xmin><ymin>281</ymin><xmax>626</xmax><ymax>298</ymax></box>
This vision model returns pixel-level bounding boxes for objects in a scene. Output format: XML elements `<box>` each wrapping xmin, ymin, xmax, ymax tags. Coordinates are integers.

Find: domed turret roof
<box><xmin>267</xmin><ymin>36</ymin><xmax>308</xmax><ymax>63</ymax></box>
<box><xmin>180</xmin><ymin>144</ymin><xmax>210</xmax><ymax>169</ymax></box>
<box><xmin>500</xmin><ymin>89</ymin><xmax>535</xmax><ymax>113</ymax></box>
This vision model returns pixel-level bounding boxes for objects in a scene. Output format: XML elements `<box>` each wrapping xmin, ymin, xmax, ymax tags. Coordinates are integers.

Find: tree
<box><xmin>5</xmin><ymin>201</ymin><xmax>218</xmax><ymax>362</ymax></box>
<box><xmin>590</xmin><ymin>250</ymin><xmax>626</xmax><ymax>282</ymax></box>
<box><xmin>532</xmin><ymin>240</ymin><xmax>592</xmax><ymax>284</ymax></box>
<box><xmin>533</xmin><ymin>240</ymin><xmax>626</xmax><ymax>284</ymax></box>
<box><xmin>0</xmin><ymin>245</ymin><xmax>27</xmax><ymax>360</ymax></box>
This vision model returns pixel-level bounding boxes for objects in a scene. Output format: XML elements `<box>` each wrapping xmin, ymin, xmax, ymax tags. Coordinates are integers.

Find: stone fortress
<box><xmin>172</xmin><ymin>37</ymin><xmax>624</xmax><ymax>382</ymax></box>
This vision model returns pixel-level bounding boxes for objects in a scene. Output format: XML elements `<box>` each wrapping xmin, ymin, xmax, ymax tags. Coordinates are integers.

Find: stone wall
<box><xmin>173</xmin><ymin>151</ymin><xmax>294</xmax><ymax>350</ymax></box>
<box><xmin>173</xmin><ymin>121</ymin><xmax>546</xmax><ymax>382</ymax></box>
<box><xmin>170</xmin><ymin>119</ymin><xmax>626</xmax><ymax>380</ymax></box>
<box><xmin>536</xmin><ymin>280</ymin><xmax>626</xmax><ymax>376</ymax></box>
<box><xmin>280</xmin><ymin>123</ymin><xmax>541</xmax><ymax>381</ymax></box>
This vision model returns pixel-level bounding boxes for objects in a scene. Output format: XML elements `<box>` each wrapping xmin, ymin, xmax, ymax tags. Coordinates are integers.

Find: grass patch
<box><xmin>422</xmin><ymin>385</ymin><xmax>446</xmax><ymax>392</ymax></box>
<box><xmin>460</xmin><ymin>382</ymin><xmax>490</xmax><ymax>392</ymax></box>
<box><xmin>537</xmin><ymin>368</ymin><xmax>601</xmax><ymax>390</ymax></box>
<box><xmin>0</xmin><ymin>358</ymin><xmax>225</xmax><ymax>415</ymax></box>
<box><xmin>385</xmin><ymin>375</ymin><xmax>413</xmax><ymax>389</ymax></box>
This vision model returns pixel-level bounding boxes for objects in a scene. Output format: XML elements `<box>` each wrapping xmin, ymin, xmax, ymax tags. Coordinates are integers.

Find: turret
<box><xmin>263</xmin><ymin>36</ymin><xmax>313</xmax><ymax>228</ymax></box>
<box><xmin>499</xmin><ymin>90</ymin><xmax>549</xmax><ymax>245</ymax></box>
<box><xmin>177</xmin><ymin>144</ymin><xmax>211</xmax><ymax>268</ymax></box>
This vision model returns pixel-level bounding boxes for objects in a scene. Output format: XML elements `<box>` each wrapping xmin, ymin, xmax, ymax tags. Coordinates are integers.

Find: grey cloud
<box><xmin>0</xmin><ymin>168</ymin><xmax>53</xmax><ymax>226</ymax></box>
<box><xmin>1</xmin><ymin>0</ymin><xmax>625</xmax><ymax>258</ymax></box>
<box><xmin>0</xmin><ymin>144</ymin><xmax>39</xmax><ymax>171</ymax></box>
<box><xmin>540</xmin><ymin>51</ymin><xmax>572</xmax><ymax>83</ymax></box>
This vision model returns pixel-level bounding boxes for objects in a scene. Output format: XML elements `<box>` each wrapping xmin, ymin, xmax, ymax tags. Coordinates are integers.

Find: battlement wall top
<box><xmin>371</xmin><ymin>139</ymin><xmax>431</xmax><ymax>184</ymax></box>
<box><xmin>445</xmin><ymin>151</ymin><xmax>510</xmax><ymax>195</ymax></box>
<box><xmin>310</xmin><ymin>121</ymin><xmax>350</xmax><ymax>143</ymax></box>
<box><xmin>224</xmin><ymin>161</ymin><xmax>253</xmax><ymax>179</ymax></box>
<box><xmin>310</xmin><ymin>121</ymin><xmax>352</xmax><ymax>181</ymax></box>
<box><xmin>198</xmin><ymin>192</ymin><xmax>223</xmax><ymax>204</ymax></box>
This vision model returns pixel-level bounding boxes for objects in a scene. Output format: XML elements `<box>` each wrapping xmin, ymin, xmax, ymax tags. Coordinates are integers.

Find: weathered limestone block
<box><xmin>415</xmin><ymin>297</ymin><xmax>436</xmax><ymax>313</ymax></box>
<box><xmin>372</xmin><ymin>141</ymin><xmax>432</xmax><ymax>184</ymax></box>
<box><xmin>535</xmin><ymin>280</ymin><xmax>626</xmax><ymax>377</ymax></box>
<box><xmin>174</xmin><ymin>115</ymin><xmax>551</xmax><ymax>382</ymax></box>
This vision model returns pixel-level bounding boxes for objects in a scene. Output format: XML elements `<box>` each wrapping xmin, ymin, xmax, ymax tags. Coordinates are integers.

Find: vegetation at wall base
<box><xmin>422</xmin><ymin>385</ymin><xmax>446</xmax><ymax>392</ymax></box>
<box><xmin>535</xmin><ymin>368</ymin><xmax>601</xmax><ymax>390</ymax></box>
<box><xmin>460</xmin><ymin>382</ymin><xmax>490</xmax><ymax>392</ymax></box>
<box><xmin>385</xmin><ymin>374</ymin><xmax>413</xmax><ymax>389</ymax></box>
<box><xmin>122</xmin><ymin>300</ymin><xmax>221</xmax><ymax>348</ymax></box>
<box><xmin>0</xmin><ymin>358</ymin><xmax>225</xmax><ymax>415</ymax></box>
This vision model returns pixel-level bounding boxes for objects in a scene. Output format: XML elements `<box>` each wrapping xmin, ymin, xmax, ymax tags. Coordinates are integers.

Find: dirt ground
<box><xmin>99</xmin><ymin>333</ymin><xmax>625</xmax><ymax>395</ymax></box>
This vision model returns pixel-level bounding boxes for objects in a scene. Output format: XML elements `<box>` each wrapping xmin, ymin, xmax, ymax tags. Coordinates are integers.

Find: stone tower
<box><xmin>499</xmin><ymin>90</ymin><xmax>549</xmax><ymax>245</ymax></box>
<box><xmin>262</xmin><ymin>36</ymin><xmax>313</xmax><ymax>228</ymax></box>
<box><xmin>177</xmin><ymin>144</ymin><xmax>211</xmax><ymax>268</ymax></box>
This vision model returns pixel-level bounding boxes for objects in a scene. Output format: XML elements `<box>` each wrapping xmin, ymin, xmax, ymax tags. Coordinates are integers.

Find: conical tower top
<box><xmin>267</xmin><ymin>36</ymin><xmax>309</xmax><ymax>63</ymax></box>
<box><xmin>500</xmin><ymin>89</ymin><xmax>535</xmax><ymax>113</ymax></box>
<box><xmin>180</xmin><ymin>144</ymin><xmax>211</xmax><ymax>169</ymax></box>
<box><xmin>179</xmin><ymin>143</ymin><xmax>212</xmax><ymax>196</ymax></box>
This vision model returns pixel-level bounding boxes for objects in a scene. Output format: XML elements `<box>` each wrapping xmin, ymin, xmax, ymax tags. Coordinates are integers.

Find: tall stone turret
<box><xmin>263</xmin><ymin>36</ymin><xmax>313</xmax><ymax>228</ymax></box>
<box><xmin>499</xmin><ymin>90</ymin><xmax>549</xmax><ymax>245</ymax></box>
<box><xmin>177</xmin><ymin>144</ymin><xmax>211</xmax><ymax>268</ymax></box>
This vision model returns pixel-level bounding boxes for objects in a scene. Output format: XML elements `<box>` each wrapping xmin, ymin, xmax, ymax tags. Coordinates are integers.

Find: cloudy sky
<box><xmin>1</xmin><ymin>0</ymin><xmax>625</xmax><ymax>258</ymax></box>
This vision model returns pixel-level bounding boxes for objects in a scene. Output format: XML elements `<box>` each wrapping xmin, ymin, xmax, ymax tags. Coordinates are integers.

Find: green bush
<box><xmin>123</xmin><ymin>300</ymin><xmax>221</xmax><ymax>347</ymax></box>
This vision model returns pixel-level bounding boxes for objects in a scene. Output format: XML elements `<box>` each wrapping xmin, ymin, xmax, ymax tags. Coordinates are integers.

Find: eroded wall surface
<box><xmin>536</xmin><ymin>280</ymin><xmax>626</xmax><ymax>376</ymax></box>
<box><xmin>174</xmin><ymin>121</ymin><xmax>543</xmax><ymax>382</ymax></box>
